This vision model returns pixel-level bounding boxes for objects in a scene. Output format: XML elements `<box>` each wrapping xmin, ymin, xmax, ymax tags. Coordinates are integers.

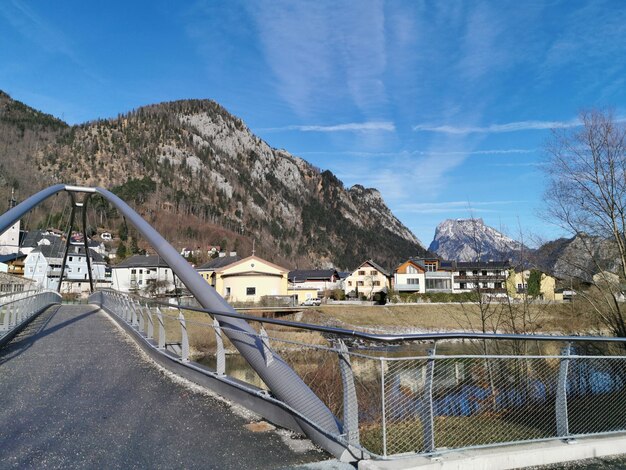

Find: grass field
<box><xmin>311</xmin><ymin>301</ymin><xmax>600</xmax><ymax>335</ymax></box>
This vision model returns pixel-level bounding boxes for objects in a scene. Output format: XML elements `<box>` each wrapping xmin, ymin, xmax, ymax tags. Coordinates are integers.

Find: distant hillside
<box><xmin>0</xmin><ymin>92</ymin><xmax>428</xmax><ymax>270</ymax></box>
<box><xmin>428</xmin><ymin>218</ymin><xmax>523</xmax><ymax>261</ymax></box>
<box><xmin>532</xmin><ymin>234</ymin><xmax>619</xmax><ymax>282</ymax></box>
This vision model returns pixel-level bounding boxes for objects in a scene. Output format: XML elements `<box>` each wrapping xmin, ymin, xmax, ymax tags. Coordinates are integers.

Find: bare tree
<box><xmin>544</xmin><ymin>109</ymin><xmax>626</xmax><ymax>337</ymax></box>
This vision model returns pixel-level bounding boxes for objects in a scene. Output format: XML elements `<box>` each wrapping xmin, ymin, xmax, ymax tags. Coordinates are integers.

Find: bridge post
<box><xmin>138</xmin><ymin>303</ymin><xmax>145</xmax><ymax>333</ymax></box>
<box><xmin>179</xmin><ymin>311</ymin><xmax>189</xmax><ymax>363</ymax></box>
<box><xmin>131</xmin><ymin>300</ymin><xmax>140</xmax><ymax>328</ymax></box>
<box><xmin>213</xmin><ymin>319</ymin><xmax>225</xmax><ymax>376</ymax></box>
<box><xmin>337</xmin><ymin>340</ymin><xmax>360</xmax><ymax>447</ymax></box>
<box><xmin>122</xmin><ymin>298</ymin><xmax>131</xmax><ymax>323</ymax></box>
<box><xmin>146</xmin><ymin>304</ymin><xmax>154</xmax><ymax>340</ymax></box>
<box><xmin>556</xmin><ymin>343</ymin><xmax>572</xmax><ymax>438</ymax></box>
<box><xmin>156</xmin><ymin>307</ymin><xmax>166</xmax><ymax>349</ymax></box>
<box><xmin>9</xmin><ymin>303</ymin><xmax>16</xmax><ymax>328</ymax></box>
<box><xmin>0</xmin><ymin>305</ymin><xmax>6</xmax><ymax>332</ymax></box>
<box><xmin>422</xmin><ymin>348</ymin><xmax>436</xmax><ymax>453</ymax></box>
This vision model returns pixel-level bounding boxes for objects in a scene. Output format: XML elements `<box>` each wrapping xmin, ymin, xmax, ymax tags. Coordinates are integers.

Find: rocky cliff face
<box><xmin>0</xmin><ymin>93</ymin><xmax>427</xmax><ymax>269</ymax></box>
<box><xmin>532</xmin><ymin>234</ymin><xmax>620</xmax><ymax>282</ymax></box>
<box><xmin>428</xmin><ymin>218</ymin><xmax>523</xmax><ymax>261</ymax></box>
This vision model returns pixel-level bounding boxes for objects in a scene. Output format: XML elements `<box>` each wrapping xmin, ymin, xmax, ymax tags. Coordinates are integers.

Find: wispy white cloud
<box><xmin>298</xmin><ymin>148</ymin><xmax>535</xmax><ymax>157</ymax></box>
<box><xmin>413</xmin><ymin>119</ymin><xmax>580</xmax><ymax>134</ymax></box>
<box><xmin>257</xmin><ymin>121</ymin><xmax>395</xmax><ymax>133</ymax></box>
<box><xmin>246</xmin><ymin>1</ymin><xmax>389</xmax><ymax>118</ymax></box>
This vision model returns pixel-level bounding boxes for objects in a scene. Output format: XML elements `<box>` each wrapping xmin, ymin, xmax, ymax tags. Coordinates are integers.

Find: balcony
<box><xmin>394</xmin><ymin>283</ymin><xmax>421</xmax><ymax>292</ymax></box>
<box><xmin>425</xmin><ymin>272</ymin><xmax>453</xmax><ymax>279</ymax></box>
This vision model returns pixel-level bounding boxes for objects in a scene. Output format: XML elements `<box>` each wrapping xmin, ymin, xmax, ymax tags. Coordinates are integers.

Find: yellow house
<box><xmin>197</xmin><ymin>254</ymin><xmax>289</xmax><ymax>303</ymax></box>
<box><xmin>287</xmin><ymin>287</ymin><xmax>320</xmax><ymax>304</ymax></box>
<box><xmin>507</xmin><ymin>269</ymin><xmax>562</xmax><ymax>301</ymax></box>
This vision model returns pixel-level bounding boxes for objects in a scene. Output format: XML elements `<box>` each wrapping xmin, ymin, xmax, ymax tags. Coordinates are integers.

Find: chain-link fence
<box><xmin>94</xmin><ymin>290</ymin><xmax>626</xmax><ymax>460</ymax></box>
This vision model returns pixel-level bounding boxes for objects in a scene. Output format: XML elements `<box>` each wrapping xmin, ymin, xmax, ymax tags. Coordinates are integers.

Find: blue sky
<box><xmin>2</xmin><ymin>1</ymin><xmax>626</xmax><ymax>247</ymax></box>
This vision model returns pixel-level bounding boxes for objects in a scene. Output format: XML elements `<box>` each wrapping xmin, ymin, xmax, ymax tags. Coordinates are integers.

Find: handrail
<box><xmin>106</xmin><ymin>290</ymin><xmax>626</xmax><ymax>344</ymax></box>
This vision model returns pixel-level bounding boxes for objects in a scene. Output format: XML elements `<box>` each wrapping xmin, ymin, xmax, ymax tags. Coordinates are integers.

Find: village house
<box><xmin>288</xmin><ymin>269</ymin><xmax>341</xmax><ymax>303</ymax></box>
<box><xmin>402</xmin><ymin>258</ymin><xmax>456</xmax><ymax>293</ymax></box>
<box><xmin>23</xmin><ymin>238</ymin><xmax>109</xmax><ymax>293</ymax></box>
<box><xmin>393</xmin><ymin>259</ymin><xmax>426</xmax><ymax>294</ymax></box>
<box><xmin>344</xmin><ymin>260</ymin><xmax>391</xmax><ymax>301</ymax></box>
<box><xmin>0</xmin><ymin>271</ymin><xmax>36</xmax><ymax>294</ymax></box>
<box><xmin>453</xmin><ymin>261</ymin><xmax>510</xmax><ymax>294</ymax></box>
<box><xmin>507</xmin><ymin>268</ymin><xmax>562</xmax><ymax>301</ymax></box>
<box><xmin>197</xmin><ymin>254</ymin><xmax>289</xmax><ymax>303</ymax></box>
<box><xmin>111</xmin><ymin>254</ymin><xmax>175</xmax><ymax>294</ymax></box>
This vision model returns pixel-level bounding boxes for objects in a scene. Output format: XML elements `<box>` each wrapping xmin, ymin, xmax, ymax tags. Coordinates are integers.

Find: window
<box><xmin>370</xmin><ymin>270</ymin><xmax>377</xmax><ymax>275</ymax></box>
<box><xmin>407</xmin><ymin>278</ymin><xmax>420</xmax><ymax>285</ymax></box>
<box><xmin>69</xmin><ymin>256</ymin><xmax>73</xmax><ymax>262</ymax></box>
<box><xmin>425</xmin><ymin>262</ymin><xmax>436</xmax><ymax>272</ymax></box>
<box><xmin>373</xmin><ymin>281</ymin><xmax>381</xmax><ymax>286</ymax></box>
<box><xmin>348</xmin><ymin>281</ymin><xmax>352</xmax><ymax>286</ymax></box>
<box><xmin>482</xmin><ymin>270</ymin><xmax>488</xmax><ymax>276</ymax></box>
<box><xmin>246</xmin><ymin>287</ymin><xmax>256</xmax><ymax>296</ymax></box>
<box><xmin>131</xmin><ymin>269</ymin><xmax>136</xmax><ymax>274</ymax></box>
<box><xmin>358</xmin><ymin>270</ymin><xmax>365</xmax><ymax>275</ymax></box>
<box><xmin>460</xmin><ymin>282</ymin><xmax>466</xmax><ymax>289</ymax></box>
<box><xmin>225</xmin><ymin>287</ymin><xmax>231</xmax><ymax>296</ymax></box>
<box><xmin>407</xmin><ymin>265</ymin><xmax>417</xmax><ymax>274</ymax></box>
<box><xmin>357</xmin><ymin>281</ymin><xmax>364</xmax><ymax>286</ymax></box>
<box><xmin>77</xmin><ymin>267</ymin><xmax>81</xmax><ymax>273</ymax></box>
<box><xmin>139</xmin><ymin>269</ymin><xmax>143</xmax><ymax>274</ymax></box>
<box><xmin>459</xmin><ymin>270</ymin><xmax>466</xmax><ymax>276</ymax></box>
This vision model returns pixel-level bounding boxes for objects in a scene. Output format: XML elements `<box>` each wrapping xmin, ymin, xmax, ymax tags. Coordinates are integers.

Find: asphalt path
<box><xmin>0</xmin><ymin>305</ymin><xmax>333</xmax><ymax>469</ymax></box>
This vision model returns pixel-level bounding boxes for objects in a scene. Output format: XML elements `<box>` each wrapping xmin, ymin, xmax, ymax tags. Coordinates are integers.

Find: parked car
<box><xmin>301</xmin><ymin>298</ymin><xmax>321</xmax><ymax>306</ymax></box>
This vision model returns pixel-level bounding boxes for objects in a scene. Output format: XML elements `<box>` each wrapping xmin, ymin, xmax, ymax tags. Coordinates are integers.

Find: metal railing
<box><xmin>92</xmin><ymin>288</ymin><xmax>626</xmax><ymax>460</ymax></box>
<box><xmin>0</xmin><ymin>290</ymin><xmax>62</xmax><ymax>345</ymax></box>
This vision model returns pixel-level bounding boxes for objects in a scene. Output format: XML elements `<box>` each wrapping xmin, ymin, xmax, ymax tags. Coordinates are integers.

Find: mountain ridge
<box><xmin>0</xmin><ymin>92</ymin><xmax>427</xmax><ymax>270</ymax></box>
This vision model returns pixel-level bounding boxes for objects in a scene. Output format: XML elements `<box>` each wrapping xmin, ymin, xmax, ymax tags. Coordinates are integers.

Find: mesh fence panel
<box><xmin>99</xmin><ymin>292</ymin><xmax>626</xmax><ymax>459</ymax></box>
<box><xmin>567</xmin><ymin>357</ymin><xmax>626</xmax><ymax>436</ymax></box>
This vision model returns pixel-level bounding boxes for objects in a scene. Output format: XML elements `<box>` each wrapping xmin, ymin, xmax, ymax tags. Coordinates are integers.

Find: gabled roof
<box><xmin>113</xmin><ymin>254</ymin><xmax>169</xmax><ymax>269</ymax></box>
<box><xmin>288</xmin><ymin>269</ymin><xmax>339</xmax><ymax>282</ymax></box>
<box><xmin>394</xmin><ymin>258</ymin><xmax>426</xmax><ymax>273</ymax></box>
<box><xmin>354</xmin><ymin>259</ymin><xmax>390</xmax><ymax>277</ymax></box>
<box><xmin>33</xmin><ymin>241</ymin><xmax>106</xmax><ymax>263</ymax></box>
<box><xmin>409</xmin><ymin>257</ymin><xmax>456</xmax><ymax>272</ymax></box>
<box><xmin>197</xmin><ymin>255</ymin><xmax>242</xmax><ymax>271</ymax></box>
<box><xmin>0</xmin><ymin>252</ymin><xmax>26</xmax><ymax>263</ymax></box>
<box><xmin>21</xmin><ymin>231</ymin><xmax>61</xmax><ymax>248</ymax></box>
<box><xmin>217</xmin><ymin>255</ymin><xmax>288</xmax><ymax>274</ymax></box>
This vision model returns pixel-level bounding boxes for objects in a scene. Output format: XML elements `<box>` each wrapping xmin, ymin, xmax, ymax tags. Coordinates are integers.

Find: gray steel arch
<box><xmin>0</xmin><ymin>184</ymin><xmax>346</xmax><ymax>457</ymax></box>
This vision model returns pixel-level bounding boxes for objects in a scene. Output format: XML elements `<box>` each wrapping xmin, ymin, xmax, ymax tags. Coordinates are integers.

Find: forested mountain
<box><xmin>0</xmin><ymin>92</ymin><xmax>428</xmax><ymax>269</ymax></box>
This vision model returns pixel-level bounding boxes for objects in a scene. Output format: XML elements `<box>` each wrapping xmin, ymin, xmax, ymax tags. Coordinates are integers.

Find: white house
<box><xmin>23</xmin><ymin>239</ymin><xmax>109</xmax><ymax>293</ymax></box>
<box><xmin>111</xmin><ymin>254</ymin><xmax>176</xmax><ymax>295</ymax></box>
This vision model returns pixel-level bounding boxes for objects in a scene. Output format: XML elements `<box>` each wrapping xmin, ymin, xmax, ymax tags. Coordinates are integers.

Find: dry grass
<box><xmin>314</xmin><ymin>301</ymin><xmax>599</xmax><ymax>334</ymax></box>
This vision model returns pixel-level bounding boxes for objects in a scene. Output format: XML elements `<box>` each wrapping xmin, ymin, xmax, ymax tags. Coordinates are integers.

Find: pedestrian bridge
<box><xmin>2</xmin><ymin>184</ymin><xmax>626</xmax><ymax>469</ymax></box>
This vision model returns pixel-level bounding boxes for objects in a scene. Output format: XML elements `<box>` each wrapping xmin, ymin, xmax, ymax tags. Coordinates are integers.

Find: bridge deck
<box><xmin>0</xmin><ymin>305</ymin><xmax>328</xmax><ymax>469</ymax></box>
